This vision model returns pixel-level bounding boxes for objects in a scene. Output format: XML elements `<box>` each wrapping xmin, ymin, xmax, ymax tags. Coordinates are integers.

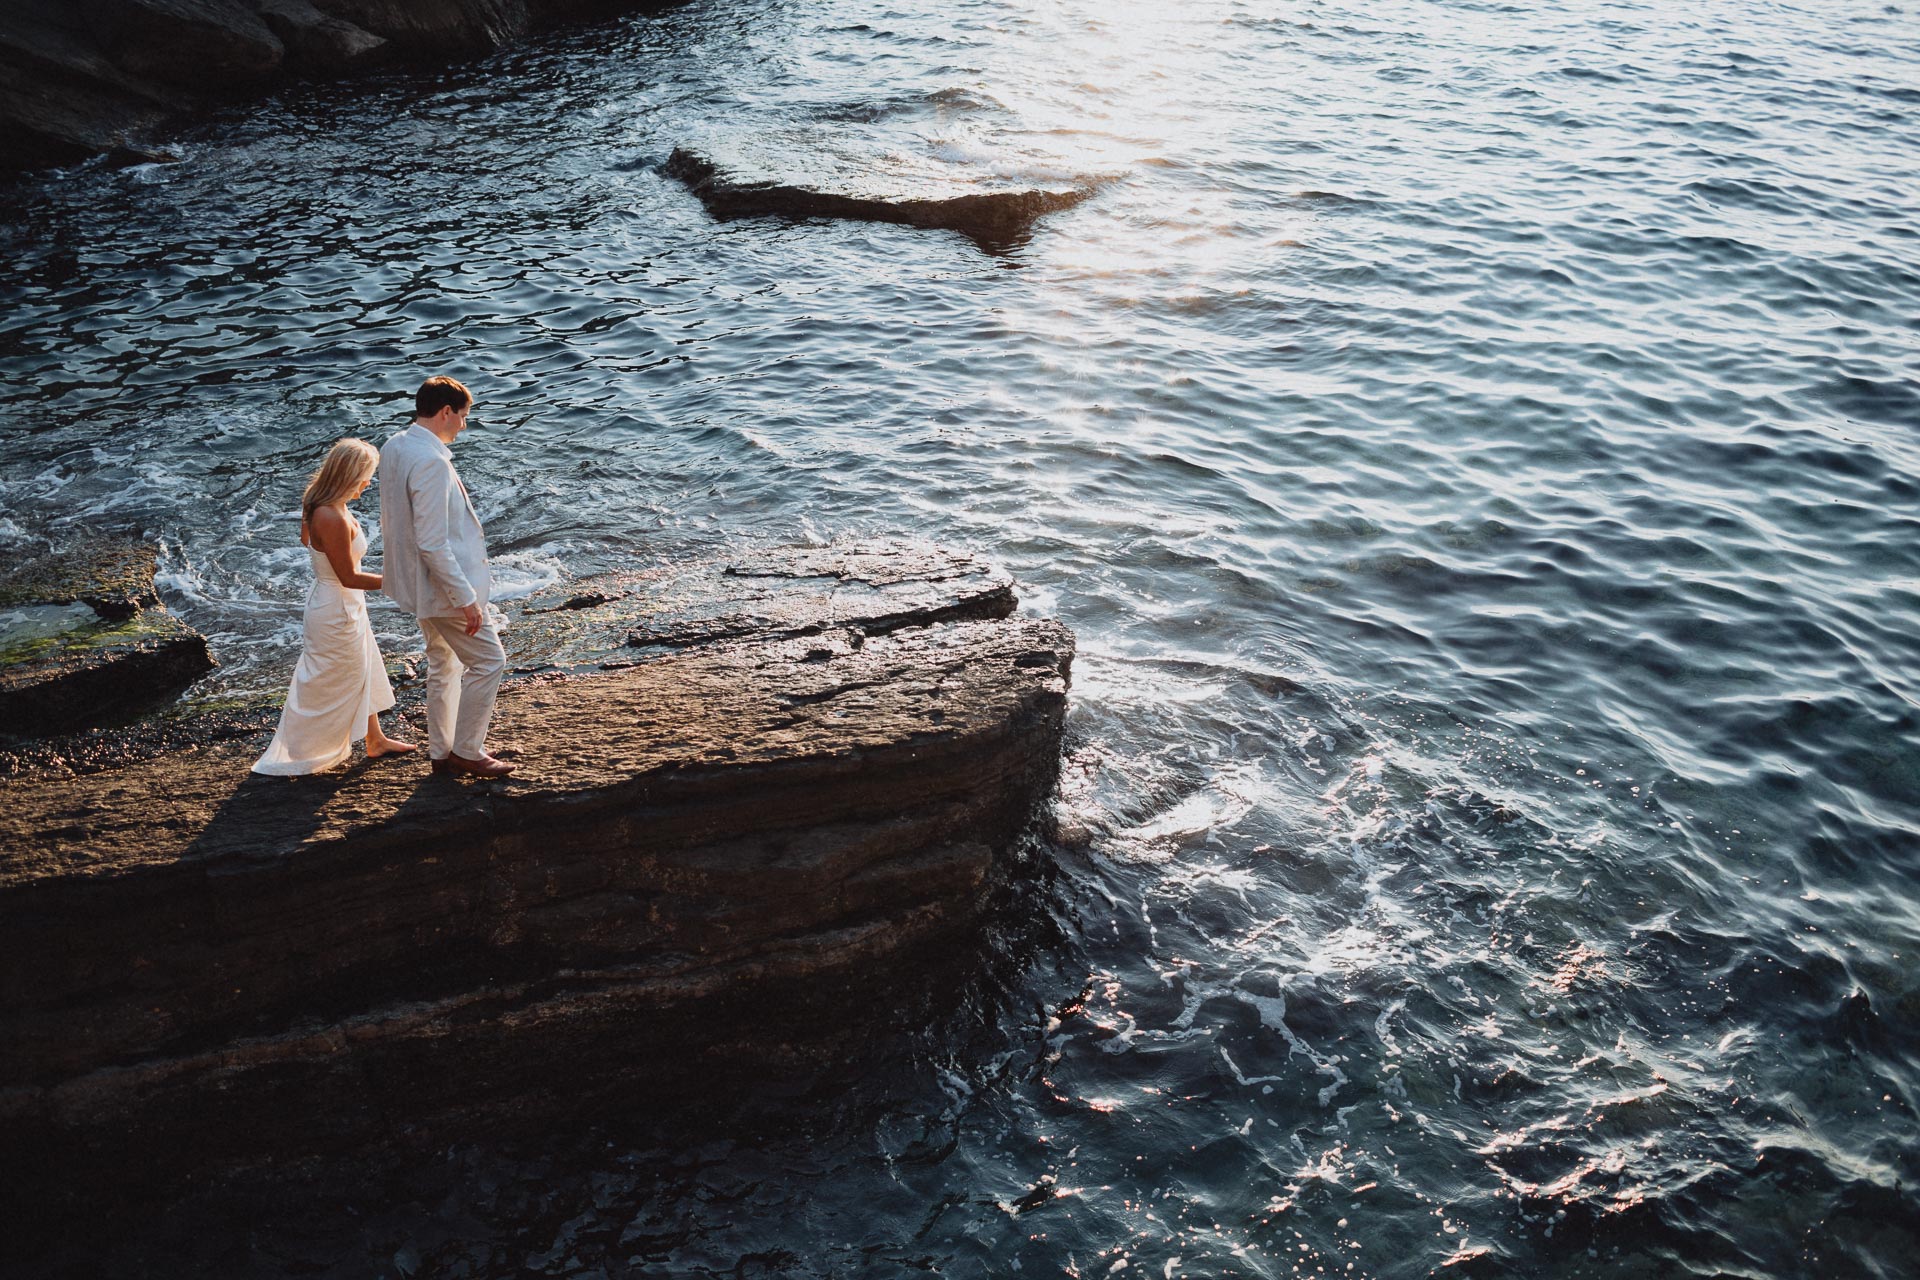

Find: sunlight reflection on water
<box><xmin>3</xmin><ymin>0</ymin><xmax>1919</xmax><ymax>1274</ymax></box>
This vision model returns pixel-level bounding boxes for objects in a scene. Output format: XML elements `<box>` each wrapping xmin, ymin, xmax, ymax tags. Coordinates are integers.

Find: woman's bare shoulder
<box><xmin>308</xmin><ymin>503</ymin><xmax>349</xmax><ymax>543</ymax></box>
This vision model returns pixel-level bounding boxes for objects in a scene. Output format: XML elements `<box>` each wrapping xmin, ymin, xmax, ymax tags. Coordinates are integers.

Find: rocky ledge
<box><xmin>664</xmin><ymin>144</ymin><xmax>1105</xmax><ymax>252</ymax></box>
<box><xmin>0</xmin><ymin>536</ymin><xmax>216</xmax><ymax>737</ymax></box>
<box><xmin>0</xmin><ymin>0</ymin><xmax>661</xmax><ymax>171</ymax></box>
<box><xmin>0</xmin><ymin>543</ymin><xmax>1071</xmax><ymax>1205</ymax></box>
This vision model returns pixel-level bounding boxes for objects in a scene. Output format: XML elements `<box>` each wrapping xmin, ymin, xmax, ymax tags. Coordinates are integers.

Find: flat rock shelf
<box><xmin>0</xmin><ymin>544</ymin><xmax>1072</xmax><ymax>1206</ymax></box>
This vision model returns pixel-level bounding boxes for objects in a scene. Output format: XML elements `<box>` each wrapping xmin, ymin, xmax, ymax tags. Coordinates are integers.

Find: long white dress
<box><xmin>251</xmin><ymin>517</ymin><xmax>396</xmax><ymax>775</ymax></box>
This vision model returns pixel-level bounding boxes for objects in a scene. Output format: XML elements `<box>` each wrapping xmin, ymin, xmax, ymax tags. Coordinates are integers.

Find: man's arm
<box><xmin>407</xmin><ymin>455</ymin><xmax>477</xmax><ymax>616</ymax></box>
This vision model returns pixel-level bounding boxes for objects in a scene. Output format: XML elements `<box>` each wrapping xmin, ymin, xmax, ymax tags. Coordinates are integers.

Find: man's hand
<box><xmin>462</xmin><ymin>603</ymin><xmax>483</xmax><ymax>636</ymax></box>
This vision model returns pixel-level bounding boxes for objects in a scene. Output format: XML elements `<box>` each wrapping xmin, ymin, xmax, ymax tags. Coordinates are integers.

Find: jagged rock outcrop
<box><xmin>0</xmin><ymin>0</ymin><xmax>665</xmax><ymax>170</ymax></box>
<box><xmin>255</xmin><ymin>0</ymin><xmax>390</xmax><ymax>72</ymax></box>
<box><xmin>664</xmin><ymin>144</ymin><xmax>1103</xmax><ymax>251</ymax></box>
<box><xmin>0</xmin><ymin>544</ymin><xmax>1071</xmax><ymax>1204</ymax></box>
<box><xmin>304</xmin><ymin>0</ymin><xmax>527</xmax><ymax>57</ymax></box>
<box><xmin>86</xmin><ymin>0</ymin><xmax>287</xmax><ymax>88</ymax></box>
<box><xmin>0</xmin><ymin>537</ymin><xmax>216</xmax><ymax>737</ymax></box>
<box><xmin>0</xmin><ymin>4</ymin><xmax>183</xmax><ymax>169</ymax></box>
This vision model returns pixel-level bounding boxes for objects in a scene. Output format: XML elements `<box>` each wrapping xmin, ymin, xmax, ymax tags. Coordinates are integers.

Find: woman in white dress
<box><xmin>252</xmin><ymin>438</ymin><xmax>415</xmax><ymax>775</ymax></box>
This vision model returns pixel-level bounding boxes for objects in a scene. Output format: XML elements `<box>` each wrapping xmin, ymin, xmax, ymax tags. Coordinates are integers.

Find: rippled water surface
<box><xmin>5</xmin><ymin>0</ymin><xmax>1920</xmax><ymax>1275</ymax></box>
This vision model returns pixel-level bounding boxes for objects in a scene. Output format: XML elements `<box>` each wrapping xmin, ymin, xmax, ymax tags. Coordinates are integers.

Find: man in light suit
<box><xmin>378</xmin><ymin>375</ymin><xmax>514</xmax><ymax>778</ymax></box>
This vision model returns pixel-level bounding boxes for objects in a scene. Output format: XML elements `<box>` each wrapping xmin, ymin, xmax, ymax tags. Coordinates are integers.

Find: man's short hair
<box><xmin>414</xmin><ymin>375</ymin><xmax>472</xmax><ymax>419</ymax></box>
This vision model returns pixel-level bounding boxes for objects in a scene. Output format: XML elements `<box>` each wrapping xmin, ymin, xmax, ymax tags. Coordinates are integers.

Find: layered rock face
<box><xmin>0</xmin><ymin>537</ymin><xmax>216</xmax><ymax>737</ymax></box>
<box><xmin>0</xmin><ymin>0</ymin><xmax>659</xmax><ymax>169</ymax></box>
<box><xmin>0</xmin><ymin>545</ymin><xmax>1071</xmax><ymax>1200</ymax></box>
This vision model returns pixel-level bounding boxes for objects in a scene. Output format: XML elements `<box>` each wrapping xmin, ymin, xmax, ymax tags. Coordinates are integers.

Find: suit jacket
<box><xmin>378</xmin><ymin>423</ymin><xmax>490</xmax><ymax>618</ymax></box>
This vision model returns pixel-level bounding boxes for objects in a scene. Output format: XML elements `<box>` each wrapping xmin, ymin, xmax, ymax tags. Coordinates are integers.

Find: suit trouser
<box><xmin>417</xmin><ymin>615</ymin><xmax>506</xmax><ymax>760</ymax></box>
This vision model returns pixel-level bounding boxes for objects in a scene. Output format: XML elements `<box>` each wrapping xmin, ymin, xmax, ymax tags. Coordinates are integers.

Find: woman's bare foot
<box><xmin>366</xmin><ymin>714</ymin><xmax>417</xmax><ymax>758</ymax></box>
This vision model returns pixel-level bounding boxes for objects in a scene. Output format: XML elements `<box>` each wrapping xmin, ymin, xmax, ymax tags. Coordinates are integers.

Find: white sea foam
<box><xmin>490</xmin><ymin>544</ymin><xmax>572</xmax><ymax>601</ymax></box>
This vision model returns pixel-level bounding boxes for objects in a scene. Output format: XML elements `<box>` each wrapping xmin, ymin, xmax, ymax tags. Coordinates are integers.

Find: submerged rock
<box><xmin>664</xmin><ymin>144</ymin><xmax>1104</xmax><ymax>251</ymax></box>
<box><xmin>0</xmin><ymin>543</ymin><xmax>1071</xmax><ymax>1204</ymax></box>
<box><xmin>104</xmin><ymin>141</ymin><xmax>183</xmax><ymax>166</ymax></box>
<box><xmin>0</xmin><ymin>538</ymin><xmax>216</xmax><ymax>738</ymax></box>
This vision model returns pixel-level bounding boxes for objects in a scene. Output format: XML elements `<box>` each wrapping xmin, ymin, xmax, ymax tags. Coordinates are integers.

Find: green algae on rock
<box><xmin>0</xmin><ymin>538</ymin><xmax>215</xmax><ymax>738</ymax></box>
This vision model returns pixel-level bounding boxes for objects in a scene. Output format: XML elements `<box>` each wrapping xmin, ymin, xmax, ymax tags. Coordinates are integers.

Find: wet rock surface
<box><xmin>664</xmin><ymin>144</ymin><xmax>1105</xmax><ymax>251</ymax></box>
<box><xmin>0</xmin><ymin>543</ymin><xmax>1071</xmax><ymax>1206</ymax></box>
<box><xmin>0</xmin><ymin>537</ymin><xmax>216</xmax><ymax>738</ymax></box>
<box><xmin>0</xmin><ymin>0</ymin><xmax>663</xmax><ymax>170</ymax></box>
<box><xmin>0</xmin><ymin>535</ymin><xmax>166</xmax><ymax>617</ymax></box>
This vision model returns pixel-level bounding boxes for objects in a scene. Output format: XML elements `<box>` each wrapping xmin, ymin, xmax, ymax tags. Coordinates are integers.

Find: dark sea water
<box><xmin>4</xmin><ymin>0</ymin><xmax>1919</xmax><ymax>1275</ymax></box>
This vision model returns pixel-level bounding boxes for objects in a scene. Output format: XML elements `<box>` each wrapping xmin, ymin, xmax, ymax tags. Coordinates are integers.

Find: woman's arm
<box><xmin>308</xmin><ymin>505</ymin><xmax>383</xmax><ymax>590</ymax></box>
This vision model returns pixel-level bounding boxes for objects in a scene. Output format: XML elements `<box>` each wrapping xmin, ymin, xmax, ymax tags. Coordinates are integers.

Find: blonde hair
<box><xmin>300</xmin><ymin>437</ymin><xmax>379</xmax><ymax>526</ymax></box>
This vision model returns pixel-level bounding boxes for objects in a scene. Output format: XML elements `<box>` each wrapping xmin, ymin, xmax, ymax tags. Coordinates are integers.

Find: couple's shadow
<box><xmin>182</xmin><ymin>752</ymin><xmax>471</xmax><ymax>865</ymax></box>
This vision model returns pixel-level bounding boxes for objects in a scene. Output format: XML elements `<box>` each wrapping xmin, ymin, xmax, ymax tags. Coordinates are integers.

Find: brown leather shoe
<box><xmin>430</xmin><ymin>753</ymin><xmax>516</xmax><ymax>778</ymax></box>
